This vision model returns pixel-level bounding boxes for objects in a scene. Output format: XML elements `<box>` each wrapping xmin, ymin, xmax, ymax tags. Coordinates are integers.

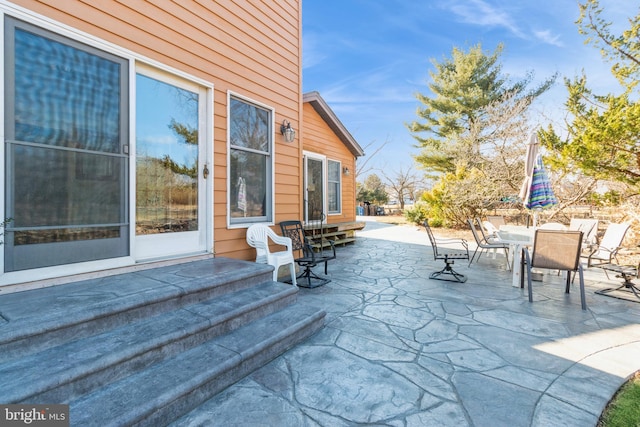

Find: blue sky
<box><xmin>302</xmin><ymin>0</ymin><xmax>637</xmax><ymax>176</ymax></box>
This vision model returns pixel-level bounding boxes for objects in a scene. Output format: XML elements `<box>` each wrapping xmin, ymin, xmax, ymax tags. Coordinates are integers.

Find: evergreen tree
<box><xmin>539</xmin><ymin>1</ymin><xmax>640</xmax><ymax>193</ymax></box>
<box><xmin>408</xmin><ymin>43</ymin><xmax>555</xmax><ymax>175</ymax></box>
<box><xmin>407</xmin><ymin>43</ymin><xmax>555</xmax><ymax>226</ymax></box>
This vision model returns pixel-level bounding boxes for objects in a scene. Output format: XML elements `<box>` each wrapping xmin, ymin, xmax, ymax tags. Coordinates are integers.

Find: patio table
<box><xmin>497</xmin><ymin>226</ymin><xmax>535</xmax><ymax>287</ymax></box>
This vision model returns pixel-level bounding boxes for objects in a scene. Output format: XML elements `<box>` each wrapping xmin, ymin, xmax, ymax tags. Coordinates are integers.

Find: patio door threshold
<box><xmin>0</xmin><ymin>254</ymin><xmax>214</xmax><ymax>296</ymax></box>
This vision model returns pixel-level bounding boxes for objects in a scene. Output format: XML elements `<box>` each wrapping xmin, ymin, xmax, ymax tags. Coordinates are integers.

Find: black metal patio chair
<box><xmin>279</xmin><ymin>220</ymin><xmax>336</xmax><ymax>288</ymax></box>
<box><xmin>596</xmin><ymin>263</ymin><xmax>640</xmax><ymax>299</ymax></box>
<box><xmin>423</xmin><ymin>220</ymin><xmax>470</xmax><ymax>283</ymax></box>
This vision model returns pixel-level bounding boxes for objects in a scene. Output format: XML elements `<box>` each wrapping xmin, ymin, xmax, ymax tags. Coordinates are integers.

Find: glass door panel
<box><xmin>305</xmin><ymin>157</ymin><xmax>325</xmax><ymax>222</ymax></box>
<box><xmin>4</xmin><ymin>18</ymin><xmax>129</xmax><ymax>272</ymax></box>
<box><xmin>134</xmin><ymin>71</ymin><xmax>206</xmax><ymax>260</ymax></box>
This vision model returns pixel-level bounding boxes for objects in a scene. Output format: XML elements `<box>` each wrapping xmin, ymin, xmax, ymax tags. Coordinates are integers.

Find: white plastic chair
<box><xmin>246</xmin><ymin>224</ymin><xmax>297</xmax><ymax>286</ymax></box>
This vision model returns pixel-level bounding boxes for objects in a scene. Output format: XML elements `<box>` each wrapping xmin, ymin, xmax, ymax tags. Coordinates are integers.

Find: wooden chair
<box><xmin>246</xmin><ymin>224</ymin><xmax>296</xmax><ymax>286</ymax></box>
<box><xmin>423</xmin><ymin>220</ymin><xmax>470</xmax><ymax>283</ymax></box>
<box><xmin>521</xmin><ymin>229</ymin><xmax>586</xmax><ymax>310</ymax></box>
<box><xmin>279</xmin><ymin>220</ymin><xmax>336</xmax><ymax>288</ymax></box>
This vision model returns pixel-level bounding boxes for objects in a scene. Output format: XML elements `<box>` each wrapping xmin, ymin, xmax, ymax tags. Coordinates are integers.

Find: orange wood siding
<box><xmin>302</xmin><ymin>103</ymin><xmax>357</xmax><ymax>224</ymax></box>
<box><xmin>11</xmin><ymin>0</ymin><xmax>303</xmax><ymax>262</ymax></box>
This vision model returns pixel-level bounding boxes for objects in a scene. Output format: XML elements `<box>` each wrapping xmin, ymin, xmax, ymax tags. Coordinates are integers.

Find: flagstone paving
<box><xmin>174</xmin><ymin>219</ymin><xmax>640</xmax><ymax>427</ymax></box>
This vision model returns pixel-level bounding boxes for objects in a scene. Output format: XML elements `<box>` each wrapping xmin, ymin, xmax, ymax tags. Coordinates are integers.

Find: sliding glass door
<box><xmin>4</xmin><ymin>18</ymin><xmax>129</xmax><ymax>271</ymax></box>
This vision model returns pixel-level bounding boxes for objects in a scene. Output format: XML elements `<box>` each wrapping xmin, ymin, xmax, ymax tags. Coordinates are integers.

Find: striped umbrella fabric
<box><xmin>525</xmin><ymin>155</ymin><xmax>558</xmax><ymax>210</ymax></box>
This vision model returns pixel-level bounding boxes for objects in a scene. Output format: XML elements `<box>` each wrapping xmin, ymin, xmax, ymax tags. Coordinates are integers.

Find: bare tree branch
<box><xmin>356</xmin><ymin>137</ymin><xmax>391</xmax><ymax>179</ymax></box>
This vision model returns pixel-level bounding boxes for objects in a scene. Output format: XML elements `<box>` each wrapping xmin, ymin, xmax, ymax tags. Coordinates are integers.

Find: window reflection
<box><xmin>14</xmin><ymin>28</ymin><xmax>122</xmax><ymax>152</ymax></box>
<box><xmin>328</xmin><ymin>160</ymin><xmax>341</xmax><ymax>213</ymax></box>
<box><xmin>307</xmin><ymin>158</ymin><xmax>324</xmax><ymax>221</ymax></box>
<box><xmin>9</xmin><ymin>24</ymin><xmax>126</xmax><ymax>247</ymax></box>
<box><xmin>136</xmin><ymin>74</ymin><xmax>199</xmax><ymax>234</ymax></box>
<box><xmin>229</xmin><ymin>98</ymin><xmax>272</xmax><ymax>222</ymax></box>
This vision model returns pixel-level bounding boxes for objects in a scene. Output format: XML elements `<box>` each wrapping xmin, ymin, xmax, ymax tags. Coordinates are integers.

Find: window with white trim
<box><xmin>327</xmin><ymin>160</ymin><xmax>342</xmax><ymax>214</ymax></box>
<box><xmin>229</xmin><ymin>96</ymin><xmax>273</xmax><ymax>224</ymax></box>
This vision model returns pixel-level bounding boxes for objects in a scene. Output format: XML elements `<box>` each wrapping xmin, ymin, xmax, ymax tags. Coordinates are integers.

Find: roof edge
<box><xmin>303</xmin><ymin>91</ymin><xmax>365</xmax><ymax>158</ymax></box>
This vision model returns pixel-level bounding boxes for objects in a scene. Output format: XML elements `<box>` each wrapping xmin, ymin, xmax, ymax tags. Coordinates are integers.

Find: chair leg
<box><xmin>430</xmin><ymin>258</ymin><xmax>467</xmax><ymax>283</ymax></box>
<box><xmin>295</xmin><ymin>263</ymin><xmax>330</xmax><ymax>288</ymax></box>
<box><xmin>297</xmin><ymin>264</ymin><xmax>313</xmax><ymax>288</ymax></box>
<box><xmin>520</xmin><ymin>248</ymin><xmax>527</xmax><ymax>290</ymax></box>
<box><xmin>578</xmin><ymin>266</ymin><xmax>586</xmax><ymax>310</ymax></box>
<box><xmin>289</xmin><ymin>263</ymin><xmax>297</xmax><ymax>287</ymax></box>
<box><xmin>468</xmin><ymin>248</ymin><xmax>480</xmax><ymax>266</ymax></box>
<box><xmin>523</xmin><ymin>250</ymin><xmax>534</xmax><ymax>302</ymax></box>
<box><xmin>503</xmin><ymin>248</ymin><xmax>511</xmax><ymax>271</ymax></box>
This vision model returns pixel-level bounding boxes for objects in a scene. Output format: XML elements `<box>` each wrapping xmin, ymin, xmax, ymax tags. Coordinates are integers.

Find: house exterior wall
<box><xmin>302</xmin><ymin>103</ymin><xmax>357</xmax><ymax>224</ymax></box>
<box><xmin>4</xmin><ymin>0</ymin><xmax>302</xmax><ymax>268</ymax></box>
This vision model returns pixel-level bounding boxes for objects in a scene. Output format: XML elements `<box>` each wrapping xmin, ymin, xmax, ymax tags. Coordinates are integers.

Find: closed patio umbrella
<box><xmin>519</xmin><ymin>133</ymin><xmax>557</xmax><ymax>227</ymax></box>
<box><xmin>518</xmin><ymin>133</ymin><xmax>539</xmax><ymax>205</ymax></box>
<box><xmin>525</xmin><ymin>154</ymin><xmax>558</xmax><ymax>227</ymax></box>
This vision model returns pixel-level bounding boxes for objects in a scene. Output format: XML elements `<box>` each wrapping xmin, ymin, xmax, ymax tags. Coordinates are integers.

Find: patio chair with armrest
<box><xmin>596</xmin><ymin>262</ymin><xmax>640</xmax><ymax>299</ymax></box>
<box><xmin>569</xmin><ymin>218</ymin><xmax>599</xmax><ymax>248</ymax></box>
<box><xmin>246</xmin><ymin>224</ymin><xmax>297</xmax><ymax>286</ymax></box>
<box><xmin>481</xmin><ymin>220</ymin><xmax>500</xmax><ymax>239</ymax></box>
<box><xmin>584</xmin><ymin>222</ymin><xmax>630</xmax><ymax>268</ymax></box>
<box><xmin>423</xmin><ymin>220</ymin><xmax>470</xmax><ymax>283</ymax></box>
<box><xmin>467</xmin><ymin>218</ymin><xmax>510</xmax><ymax>269</ymax></box>
<box><xmin>279</xmin><ymin>220</ymin><xmax>336</xmax><ymax>288</ymax></box>
<box><xmin>521</xmin><ymin>229</ymin><xmax>586</xmax><ymax>310</ymax></box>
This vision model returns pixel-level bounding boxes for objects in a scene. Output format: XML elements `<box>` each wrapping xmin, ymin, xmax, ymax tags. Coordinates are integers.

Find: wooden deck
<box><xmin>304</xmin><ymin>221</ymin><xmax>366</xmax><ymax>248</ymax></box>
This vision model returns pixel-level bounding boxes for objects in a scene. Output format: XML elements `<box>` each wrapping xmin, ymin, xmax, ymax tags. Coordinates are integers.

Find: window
<box><xmin>229</xmin><ymin>96</ymin><xmax>273</xmax><ymax>224</ymax></box>
<box><xmin>328</xmin><ymin>160</ymin><xmax>342</xmax><ymax>214</ymax></box>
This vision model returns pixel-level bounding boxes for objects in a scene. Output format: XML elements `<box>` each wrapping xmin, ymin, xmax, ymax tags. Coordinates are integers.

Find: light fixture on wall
<box><xmin>343</xmin><ymin>167</ymin><xmax>350</xmax><ymax>176</ymax></box>
<box><xmin>280</xmin><ymin>120</ymin><xmax>296</xmax><ymax>143</ymax></box>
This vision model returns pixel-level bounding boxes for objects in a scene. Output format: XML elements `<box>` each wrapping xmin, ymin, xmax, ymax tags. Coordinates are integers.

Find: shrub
<box><xmin>404</xmin><ymin>201</ymin><xmax>430</xmax><ymax>225</ymax></box>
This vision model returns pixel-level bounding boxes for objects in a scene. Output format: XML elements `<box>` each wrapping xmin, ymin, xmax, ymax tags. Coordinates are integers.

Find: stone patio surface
<box><xmin>175</xmin><ymin>219</ymin><xmax>640</xmax><ymax>427</ymax></box>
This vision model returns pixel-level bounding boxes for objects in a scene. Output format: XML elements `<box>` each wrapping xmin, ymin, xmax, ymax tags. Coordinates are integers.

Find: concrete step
<box><xmin>70</xmin><ymin>303</ymin><xmax>325</xmax><ymax>427</ymax></box>
<box><xmin>0</xmin><ymin>258</ymin><xmax>325</xmax><ymax>426</ymax></box>
<box><xmin>0</xmin><ymin>280</ymin><xmax>298</xmax><ymax>404</ymax></box>
<box><xmin>0</xmin><ymin>258</ymin><xmax>273</xmax><ymax>362</ymax></box>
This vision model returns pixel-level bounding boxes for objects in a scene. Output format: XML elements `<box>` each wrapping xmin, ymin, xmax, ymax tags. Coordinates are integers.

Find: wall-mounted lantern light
<box><xmin>343</xmin><ymin>167</ymin><xmax>350</xmax><ymax>176</ymax></box>
<box><xmin>280</xmin><ymin>120</ymin><xmax>296</xmax><ymax>143</ymax></box>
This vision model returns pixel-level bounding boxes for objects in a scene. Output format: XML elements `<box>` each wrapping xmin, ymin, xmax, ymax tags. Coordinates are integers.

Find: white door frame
<box><xmin>303</xmin><ymin>151</ymin><xmax>327</xmax><ymax>224</ymax></box>
<box><xmin>132</xmin><ymin>64</ymin><xmax>213</xmax><ymax>261</ymax></box>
